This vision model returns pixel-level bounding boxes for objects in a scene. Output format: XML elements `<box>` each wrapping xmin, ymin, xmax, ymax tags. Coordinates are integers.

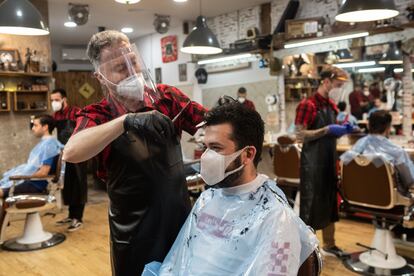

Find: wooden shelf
<box><xmin>14</xmin><ymin>90</ymin><xmax>49</xmax><ymax>93</ymax></box>
<box><xmin>0</xmin><ymin>71</ymin><xmax>52</xmax><ymax>77</ymax></box>
<box><xmin>0</xmin><ymin>91</ymin><xmax>11</xmax><ymax>112</ymax></box>
<box><xmin>15</xmin><ymin>108</ymin><xmax>47</xmax><ymax>112</ymax></box>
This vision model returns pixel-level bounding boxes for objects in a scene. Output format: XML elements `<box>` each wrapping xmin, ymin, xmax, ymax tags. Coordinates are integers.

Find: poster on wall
<box><xmin>155</xmin><ymin>67</ymin><xmax>162</xmax><ymax>84</ymax></box>
<box><xmin>179</xmin><ymin>63</ymin><xmax>187</xmax><ymax>82</ymax></box>
<box><xmin>161</xmin><ymin>35</ymin><xmax>178</xmax><ymax>63</ymax></box>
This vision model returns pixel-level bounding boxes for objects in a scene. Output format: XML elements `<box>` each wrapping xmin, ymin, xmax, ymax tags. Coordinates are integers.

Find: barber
<box><xmin>51</xmin><ymin>88</ymin><xmax>87</xmax><ymax>231</ymax></box>
<box><xmin>295</xmin><ymin>65</ymin><xmax>354</xmax><ymax>258</ymax></box>
<box><xmin>63</xmin><ymin>30</ymin><xmax>206</xmax><ymax>275</ymax></box>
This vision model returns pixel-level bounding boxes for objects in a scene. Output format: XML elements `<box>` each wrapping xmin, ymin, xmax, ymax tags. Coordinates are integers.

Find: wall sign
<box><xmin>78</xmin><ymin>82</ymin><xmax>95</xmax><ymax>99</ymax></box>
<box><xmin>161</xmin><ymin>35</ymin><xmax>178</xmax><ymax>63</ymax></box>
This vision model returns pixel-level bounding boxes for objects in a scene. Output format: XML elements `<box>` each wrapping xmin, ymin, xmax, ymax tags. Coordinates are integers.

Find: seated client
<box><xmin>144</xmin><ymin>102</ymin><xmax>319</xmax><ymax>275</ymax></box>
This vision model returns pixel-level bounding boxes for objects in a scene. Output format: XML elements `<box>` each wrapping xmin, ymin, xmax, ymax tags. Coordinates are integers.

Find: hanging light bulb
<box><xmin>0</xmin><ymin>0</ymin><xmax>49</xmax><ymax>35</ymax></box>
<box><xmin>115</xmin><ymin>0</ymin><xmax>141</xmax><ymax>4</ymax></box>
<box><xmin>335</xmin><ymin>0</ymin><xmax>399</xmax><ymax>22</ymax></box>
<box><xmin>181</xmin><ymin>0</ymin><xmax>221</xmax><ymax>55</ymax></box>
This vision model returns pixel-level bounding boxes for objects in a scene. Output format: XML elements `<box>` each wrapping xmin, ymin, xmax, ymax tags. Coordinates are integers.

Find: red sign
<box><xmin>161</xmin><ymin>35</ymin><xmax>178</xmax><ymax>63</ymax></box>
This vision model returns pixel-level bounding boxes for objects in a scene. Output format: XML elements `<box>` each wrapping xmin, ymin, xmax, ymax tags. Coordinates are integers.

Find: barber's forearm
<box><xmin>296</xmin><ymin>125</ymin><xmax>329</xmax><ymax>143</ymax></box>
<box><xmin>63</xmin><ymin>114</ymin><xmax>127</xmax><ymax>163</ymax></box>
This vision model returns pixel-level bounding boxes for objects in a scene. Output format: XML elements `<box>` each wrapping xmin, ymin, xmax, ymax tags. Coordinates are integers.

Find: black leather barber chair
<box><xmin>184</xmin><ymin>160</ymin><xmax>204</xmax><ymax>205</ymax></box>
<box><xmin>0</xmin><ymin>152</ymin><xmax>66</xmax><ymax>251</ymax></box>
<box><xmin>340</xmin><ymin>154</ymin><xmax>414</xmax><ymax>275</ymax></box>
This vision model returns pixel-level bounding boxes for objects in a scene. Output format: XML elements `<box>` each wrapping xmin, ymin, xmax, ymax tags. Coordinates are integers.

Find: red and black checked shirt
<box><xmin>73</xmin><ymin>84</ymin><xmax>207</xmax><ymax>179</ymax></box>
<box><xmin>295</xmin><ymin>92</ymin><xmax>338</xmax><ymax>128</ymax></box>
<box><xmin>53</xmin><ymin>105</ymin><xmax>80</xmax><ymax>122</ymax></box>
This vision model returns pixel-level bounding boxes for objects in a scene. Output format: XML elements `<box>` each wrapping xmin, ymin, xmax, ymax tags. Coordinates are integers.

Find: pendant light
<box><xmin>0</xmin><ymin>0</ymin><xmax>49</xmax><ymax>35</ymax></box>
<box><xmin>335</xmin><ymin>0</ymin><xmax>399</xmax><ymax>23</ymax></box>
<box><xmin>379</xmin><ymin>42</ymin><xmax>402</xmax><ymax>65</ymax></box>
<box><xmin>115</xmin><ymin>0</ymin><xmax>141</xmax><ymax>4</ymax></box>
<box><xmin>181</xmin><ymin>0</ymin><xmax>222</xmax><ymax>55</ymax></box>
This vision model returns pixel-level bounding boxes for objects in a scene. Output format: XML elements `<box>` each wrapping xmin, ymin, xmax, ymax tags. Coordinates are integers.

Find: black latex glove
<box><xmin>124</xmin><ymin>110</ymin><xmax>174</xmax><ymax>142</ymax></box>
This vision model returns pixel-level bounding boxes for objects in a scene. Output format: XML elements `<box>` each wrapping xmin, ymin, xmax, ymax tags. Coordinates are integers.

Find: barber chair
<box><xmin>273</xmin><ymin>135</ymin><xmax>301</xmax><ymax>211</ymax></box>
<box><xmin>340</xmin><ymin>154</ymin><xmax>414</xmax><ymax>275</ymax></box>
<box><xmin>0</xmin><ymin>153</ymin><xmax>66</xmax><ymax>251</ymax></box>
<box><xmin>298</xmin><ymin>247</ymin><xmax>323</xmax><ymax>276</ymax></box>
<box><xmin>184</xmin><ymin>160</ymin><xmax>205</xmax><ymax>205</ymax></box>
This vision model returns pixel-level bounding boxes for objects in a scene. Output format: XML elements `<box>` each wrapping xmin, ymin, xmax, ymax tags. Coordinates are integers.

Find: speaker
<box><xmin>98</xmin><ymin>26</ymin><xmax>106</xmax><ymax>32</ymax></box>
<box><xmin>183</xmin><ymin>22</ymin><xmax>189</xmax><ymax>35</ymax></box>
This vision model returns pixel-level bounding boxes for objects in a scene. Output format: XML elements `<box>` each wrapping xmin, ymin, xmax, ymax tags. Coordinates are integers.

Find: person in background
<box><xmin>295</xmin><ymin>65</ymin><xmax>354</xmax><ymax>258</ymax></box>
<box><xmin>145</xmin><ymin>102</ymin><xmax>318</xmax><ymax>275</ymax></box>
<box><xmin>341</xmin><ymin>110</ymin><xmax>414</xmax><ymax>194</ymax></box>
<box><xmin>237</xmin><ymin>87</ymin><xmax>255</xmax><ymax>110</ymax></box>
<box><xmin>0</xmin><ymin>115</ymin><xmax>62</xmax><ymax>198</ymax></box>
<box><xmin>337</xmin><ymin>101</ymin><xmax>358</xmax><ymax>126</ymax></box>
<box><xmin>63</xmin><ymin>30</ymin><xmax>206</xmax><ymax>275</ymax></box>
<box><xmin>50</xmin><ymin>88</ymin><xmax>88</xmax><ymax>232</ymax></box>
<box><xmin>369</xmin><ymin>82</ymin><xmax>381</xmax><ymax>99</ymax></box>
<box><xmin>368</xmin><ymin>98</ymin><xmax>384</xmax><ymax>118</ymax></box>
<box><xmin>349</xmin><ymin>84</ymin><xmax>370</xmax><ymax>120</ymax></box>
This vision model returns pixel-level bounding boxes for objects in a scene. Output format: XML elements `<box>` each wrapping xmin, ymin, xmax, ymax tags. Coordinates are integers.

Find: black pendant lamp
<box><xmin>335</xmin><ymin>0</ymin><xmax>399</xmax><ymax>23</ymax></box>
<box><xmin>181</xmin><ymin>0</ymin><xmax>221</xmax><ymax>55</ymax></box>
<box><xmin>379</xmin><ymin>42</ymin><xmax>402</xmax><ymax>65</ymax></box>
<box><xmin>0</xmin><ymin>0</ymin><xmax>49</xmax><ymax>35</ymax></box>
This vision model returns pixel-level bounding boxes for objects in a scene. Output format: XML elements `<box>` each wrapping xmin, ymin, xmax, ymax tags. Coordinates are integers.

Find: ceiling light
<box><xmin>284</xmin><ymin>32</ymin><xmax>369</xmax><ymax>49</ymax></box>
<box><xmin>393</xmin><ymin>68</ymin><xmax>414</xmax><ymax>73</ymax></box>
<box><xmin>0</xmin><ymin>0</ymin><xmax>49</xmax><ymax>35</ymax></box>
<box><xmin>197</xmin><ymin>53</ymin><xmax>254</xmax><ymax>65</ymax></box>
<box><xmin>121</xmin><ymin>27</ymin><xmax>133</xmax><ymax>33</ymax></box>
<box><xmin>336</xmin><ymin>0</ymin><xmax>399</xmax><ymax>22</ymax></box>
<box><xmin>174</xmin><ymin>0</ymin><xmax>188</xmax><ymax>2</ymax></box>
<box><xmin>64</xmin><ymin>21</ymin><xmax>77</xmax><ymax>28</ymax></box>
<box><xmin>115</xmin><ymin>0</ymin><xmax>141</xmax><ymax>3</ymax></box>
<box><xmin>335</xmin><ymin>49</ymin><xmax>353</xmax><ymax>62</ymax></box>
<box><xmin>358</xmin><ymin>67</ymin><xmax>386</xmax><ymax>73</ymax></box>
<box><xmin>335</xmin><ymin>61</ymin><xmax>376</xmax><ymax>68</ymax></box>
<box><xmin>181</xmin><ymin>0</ymin><xmax>222</xmax><ymax>55</ymax></box>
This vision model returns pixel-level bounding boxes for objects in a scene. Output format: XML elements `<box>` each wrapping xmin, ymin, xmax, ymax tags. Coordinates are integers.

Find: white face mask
<box><xmin>51</xmin><ymin>101</ymin><xmax>63</xmax><ymax>112</ymax></box>
<box><xmin>200</xmin><ymin>147</ymin><xmax>246</xmax><ymax>186</ymax></box>
<box><xmin>363</xmin><ymin>89</ymin><xmax>370</xmax><ymax>96</ymax></box>
<box><xmin>116</xmin><ymin>73</ymin><xmax>145</xmax><ymax>102</ymax></box>
<box><xmin>238</xmin><ymin>96</ymin><xmax>246</xmax><ymax>104</ymax></box>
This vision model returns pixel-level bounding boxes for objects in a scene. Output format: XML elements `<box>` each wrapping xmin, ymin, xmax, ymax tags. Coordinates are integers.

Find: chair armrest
<box><xmin>9</xmin><ymin>175</ymin><xmax>55</xmax><ymax>181</ymax></box>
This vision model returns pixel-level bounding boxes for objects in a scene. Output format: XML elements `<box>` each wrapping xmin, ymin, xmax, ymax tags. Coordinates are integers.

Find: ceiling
<box><xmin>48</xmin><ymin>0</ymin><xmax>270</xmax><ymax>45</ymax></box>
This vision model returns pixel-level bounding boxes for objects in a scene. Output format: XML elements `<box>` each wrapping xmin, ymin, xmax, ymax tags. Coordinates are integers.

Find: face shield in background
<box><xmin>96</xmin><ymin>43</ymin><xmax>160</xmax><ymax>113</ymax></box>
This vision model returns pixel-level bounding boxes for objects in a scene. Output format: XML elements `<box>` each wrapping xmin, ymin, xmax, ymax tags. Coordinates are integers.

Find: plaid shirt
<box><xmin>74</xmin><ymin>84</ymin><xmax>206</xmax><ymax>180</ymax></box>
<box><xmin>295</xmin><ymin>92</ymin><xmax>338</xmax><ymax>128</ymax></box>
<box><xmin>53</xmin><ymin>105</ymin><xmax>80</xmax><ymax>122</ymax></box>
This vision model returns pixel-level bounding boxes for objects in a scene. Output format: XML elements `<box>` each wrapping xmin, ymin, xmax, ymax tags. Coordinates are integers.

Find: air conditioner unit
<box><xmin>61</xmin><ymin>48</ymin><xmax>88</xmax><ymax>61</ymax></box>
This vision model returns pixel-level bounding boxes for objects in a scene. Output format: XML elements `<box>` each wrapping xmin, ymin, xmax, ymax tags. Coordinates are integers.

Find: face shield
<box><xmin>96</xmin><ymin>43</ymin><xmax>160</xmax><ymax>113</ymax></box>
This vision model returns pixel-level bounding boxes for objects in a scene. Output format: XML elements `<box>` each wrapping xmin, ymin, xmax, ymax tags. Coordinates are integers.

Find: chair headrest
<box><xmin>277</xmin><ymin>135</ymin><xmax>296</xmax><ymax>146</ymax></box>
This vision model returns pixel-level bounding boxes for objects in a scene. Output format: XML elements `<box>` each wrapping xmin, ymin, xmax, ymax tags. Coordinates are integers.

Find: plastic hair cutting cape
<box><xmin>0</xmin><ymin>137</ymin><xmax>63</xmax><ymax>188</ymax></box>
<box><xmin>340</xmin><ymin>135</ymin><xmax>414</xmax><ymax>170</ymax></box>
<box><xmin>143</xmin><ymin>174</ymin><xmax>319</xmax><ymax>276</ymax></box>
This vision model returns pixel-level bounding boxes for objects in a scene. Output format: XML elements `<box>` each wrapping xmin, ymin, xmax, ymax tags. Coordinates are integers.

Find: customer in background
<box><xmin>368</xmin><ymin>98</ymin><xmax>384</xmax><ymax>118</ymax></box>
<box><xmin>51</xmin><ymin>88</ymin><xmax>88</xmax><ymax>232</ymax></box>
<box><xmin>0</xmin><ymin>115</ymin><xmax>62</xmax><ymax>198</ymax></box>
<box><xmin>341</xmin><ymin>110</ymin><xmax>414</xmax><ymax>194</ymax></box>
<box><xmin>349</xmin><ymin>84</ymin><xmax>371</xmax><ymax>120</ymax></box>
<box><xmin>146</xmin><ymin>102</ymin><xmax>318</xmax><ymax>275</ymax></box>
<box><xmin>295</xmin><ymin>65</ymin><xmax>354</xmax><ymax>258</ymax></box>
<box><xmin>337</xmin><ymin>101</ymin><xmax>358</xmax><ymax>126</ymax></box>
<box><xmin>63</xmin><ymin>30</ymin><xmax>206</xmax><ymax>275</ymax></box>
<box><xmin>237</xmin><ymin>87</ymin><xmax>255</xmax><ymax>110</ymax></box>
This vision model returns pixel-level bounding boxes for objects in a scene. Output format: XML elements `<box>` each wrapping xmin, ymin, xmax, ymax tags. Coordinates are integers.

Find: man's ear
<box><xmin>245</xmin><ymin>146</ymin><xmax>257</xmax><ymax>164</ymax></box>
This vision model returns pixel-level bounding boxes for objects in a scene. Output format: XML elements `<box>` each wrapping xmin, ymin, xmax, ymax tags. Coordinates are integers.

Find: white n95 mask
<box><xmin>200</xmin><ymin>147</ymin><xmax>246</xmax><ymax>186</ymax></box>
<box><xmin>116</xmin><ymin>74</ymin><xmax>145</xmax><ymax>101</ymax></box>
<box><xmin>51</xmin><ymin>101</ymin><xmax>63</xmax><ymax>112</ymax></box>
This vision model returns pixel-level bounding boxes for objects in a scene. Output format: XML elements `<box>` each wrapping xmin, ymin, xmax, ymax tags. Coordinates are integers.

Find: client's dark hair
<box><xmin>337</xmin><ymin>101</ymin><xmax>347</xmax><ymax>112</ymax></box>
<box><xmin>204</xmin><ymin>102</ymin><xmax>264</xmax><ymax>167</ymax></box>
<box><xmin>368</xmin><ymin>110</ymin><xmax>391</xmax><ymax>134</ymax></box>
<box><xmin>51</xmin><ymin>88</ymin><xmax>67</xmax><ymax>98</ymax></box>
<box><xmin>35</xmin><ymin>114</ymin><xmax>56</xmax><ymax>134</ymax></box>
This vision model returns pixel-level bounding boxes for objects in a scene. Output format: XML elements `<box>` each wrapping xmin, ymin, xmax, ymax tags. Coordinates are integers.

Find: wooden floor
<box><xmin>0</xmin><ymin>200</ymin><xmax>412</xmax><ymax>276</ymax></box>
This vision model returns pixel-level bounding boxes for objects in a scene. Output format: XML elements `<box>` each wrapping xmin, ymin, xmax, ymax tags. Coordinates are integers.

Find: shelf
<box><xmin>14</xmin><ymin>90</ymin><xmax>48</xmax><ymax>93</ymax></box>
<box><xmin>0</xmin><ymin>71</ymin><xmax>52</xmax><ymax>77</ymax></box>
<box><xmin>15</xmin><ymin>108</ymin><xmax>47</xmax><ymax>112</ymax></box>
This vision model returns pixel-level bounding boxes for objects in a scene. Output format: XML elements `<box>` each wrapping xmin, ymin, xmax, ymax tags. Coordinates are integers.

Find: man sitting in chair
<box><xmin>0</xmin><ymin>114</ymin><xmax>63</xmax><ymax>198</ymax></box>
<box><xmin>143</xmin><ymin>102</ymin><xmax>318</xmax><ymax>275</ymax></box>
<box><xmin>341</xmin><ymin>110</ymin><xmax>414</xmax><ymax>194</ymax></box>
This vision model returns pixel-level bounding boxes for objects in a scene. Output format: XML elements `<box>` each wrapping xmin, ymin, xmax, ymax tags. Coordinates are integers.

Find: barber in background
<box><xmin>237</xmin><ymin>87</ymin><xmax>255</xmax><ymax>110</ymax></box>
<box><xmin>295</xmin><ymin>66</ymin><xmax>354</xmax><ymax>258</ymax></box>
<box><xmin>50</xmin><ymin>88</ymin><xmax>87</xmax><ymax>232</ymax></box>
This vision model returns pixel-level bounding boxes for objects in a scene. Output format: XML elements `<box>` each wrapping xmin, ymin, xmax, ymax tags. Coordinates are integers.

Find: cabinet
<box><xmin>285</xmin><ymin>77</ymin><xmax>319</xmax><ymax>101</ymax></box>
<box><xmin>0</xmin><ymin>71</ymin><xmax>51</xmax><ymax>112</ymax></box>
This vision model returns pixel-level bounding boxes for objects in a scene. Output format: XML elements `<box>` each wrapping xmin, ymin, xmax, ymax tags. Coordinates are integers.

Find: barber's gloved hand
<box><xmin>124</xmin><ymin>110</ymin><xmax>174</xmax><ymax>142</ymax></box>
<box><xmin>327</xmin><ymin>123</ymin><xmax>354</xmax><ymax>137</ymax></box>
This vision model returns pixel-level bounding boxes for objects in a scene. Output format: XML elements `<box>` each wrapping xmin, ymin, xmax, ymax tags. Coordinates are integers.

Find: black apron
<box><xmin>108</xmin><ymin>130</ymin><xmax>191</xmax><ymax>276</ymax></box>
<box><xmin>299</xmin><ymin>104</ymin><xmax>339</xmax><ymax>230</ymax></box>
<box><xmin>56</xmin><ymin>118</ymin><xmax>88</xmax><ymax>205</ymax></box>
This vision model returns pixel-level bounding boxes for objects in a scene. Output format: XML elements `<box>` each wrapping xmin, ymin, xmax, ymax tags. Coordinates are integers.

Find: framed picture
<box><xmin>0</xmin><ymin>49</ymin><xmax>18</xmax><ymax>71</ymax></box>
<box><xmin>161</xmin><ymin>35</ymin><xmax>178</xmax><ymax>63</ymax></box>
<box><xmin>155</xmin><ymin>67</ymin><xmax>162</xmax><ymax>84</ymax></box>
<box><xmin>179</xmin><ymin>63</ymin><xmax>187</xmax><ymax>82</ymax></box>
